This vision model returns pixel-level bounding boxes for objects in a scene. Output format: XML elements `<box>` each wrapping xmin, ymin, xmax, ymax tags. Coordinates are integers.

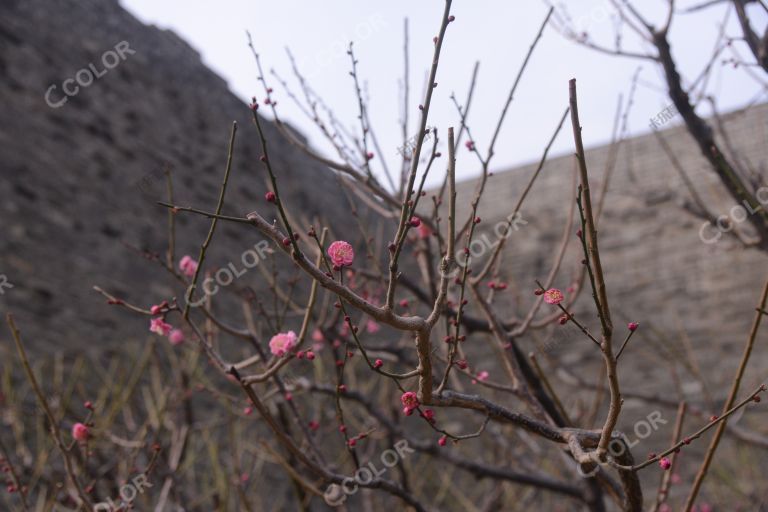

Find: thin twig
<box><xmin>569</xmin><ymin>78</ymin><xmax>619</xmax><ymax>459</ymax></box>
<box><xmin>613</xmin><ymin>383</ymin><xmax>767</xmax><ymax>472</ymax></box>
<box><xmin>683</xmin><ymin>279</ymin><xmax>768</xmax><ymax>510</ymax></box>
<box><xmin>651</xmin><ymin>401</ymin><xmax>686</xmax><ymax>512</ymax></box>
<box><xmin>183</xmin><ymin>122</ymin><xmax>238</xmax><ymax>319</ymax></box>
<box><xmin>7</xmin><ymin>314</ymin><xmax>94</xmax><ymax>511</ymax></box>
<box><xmin>0</xmin><ymin>436</ymin><xmax>29</xmax><ymax>510</ymax></box>
<box><xmin>385</xmin><ymin>0</ymin><xmax>454</xmax><ymax>310</ymax></box>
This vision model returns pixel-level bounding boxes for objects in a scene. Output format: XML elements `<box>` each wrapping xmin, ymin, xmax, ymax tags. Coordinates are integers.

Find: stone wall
<box><xmin>0</xmin><ymin>0</ymin><xmax>363</xmax><ymax>352</ymax></box>
<box><xmin>449</xmin><ymin>102</ymin><xmax>768</xmax><ymax>395</ymax></box>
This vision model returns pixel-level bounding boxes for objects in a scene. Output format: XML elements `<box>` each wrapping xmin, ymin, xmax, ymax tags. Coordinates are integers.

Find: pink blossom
<box><xmin>401</xmin><ymin>391</ymin><xmax>420</xmax><ymax>415</ymax></box>
<box><xmin>150</xmin><ymin>301</ymin><xmax>168</xmax><ymax>315</ymax></box>
<box><xmin>327</xmin><ymin>241</ymin><xmax>355</xmax><ymax>268</ymax></box>
<box><xmin>659</xmin><ymin>457</ymin><xmax>671</xmax><ymax>470</ymax></box>
<box><xmin>168</xmin><ymin>329</ymin><xmax>185</xmax><ymax>346</ymax></box>
<box><xmin>374</xmin><ymin>359</ymin><xmax>383</xmax><ymax>368</ymax></box>
<box><xmin>311</xmin><ymin>328</ymin><xmax>324</xmax><ymax>342</ymax></box>
<box><xmin>438</xmin><ymin>435</ymin><xmax>447</xmax><ymax>446</ymax></box>
<box><xmin>628</xmin><ymin>322</ymin><xmax>639</xmax><ymax>332</ymax></box>
<box><xmin>409</xmin><ymin>216</ymin><xmax>421</xmax><ymax>228</ymax></box>
<box><xmin>179</xmin><ymin>255</ymin><xmax>198</xmax><ymax>277</ymax></box>
<box><xmin>150</xmin><ymin>317</ymin><xmax>173</xmax><ymax>336</ymax></box>
<box><xmin>306</xmin><ymin>351</ymin><xmax>316</xmax><ymax>360</ymax></box>
<box><xmin>476</xmin><ymin>371</ymin><xmax>489</xmax><ymax>382</ymax></box>
<box><xmin>417</xmin><ymin>223</ymin><xmax>431</xmax><ymax>239</ymax></box>
<box><xmin>72</xmin><ymin>423</ymin><xmax>89</xmax><ymax>442</ymax></box>
<box><xmin>366</xmin><ymin>320</ymin><xmax>380</xmax><ymax>333</ymax></box>
<box><xmin>543</xmin><ymin>288</ymin><xmax>564</xmax><ymax>305</ymax></box>
<box><xmin>269</xmin><ymin>331</ymin><xmax>298</xmax><ymax>357</ymax></box>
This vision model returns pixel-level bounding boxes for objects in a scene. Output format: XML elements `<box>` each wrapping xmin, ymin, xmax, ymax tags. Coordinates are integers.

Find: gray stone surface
<box><xmin>0</xmin><ymin>0</ymin><xmax>359</xmax><ymax>352</ymax></box>
<box><xmin>449</xmin><ymin>102</ymin><xmax>768</xmax><ymax>398</ymax></box>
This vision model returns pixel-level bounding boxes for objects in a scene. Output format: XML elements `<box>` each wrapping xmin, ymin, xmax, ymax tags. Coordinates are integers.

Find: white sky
<box><xmin>120</xmin><ymin>0</ymin><xmax>768</xmax><ymax>188</ymax></box>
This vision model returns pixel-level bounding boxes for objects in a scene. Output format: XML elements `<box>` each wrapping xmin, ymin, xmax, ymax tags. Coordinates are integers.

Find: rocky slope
<box><xmin>0</xmin><ymin>0</ymin><xmax>356</xmax><ymax>351</ymax></box>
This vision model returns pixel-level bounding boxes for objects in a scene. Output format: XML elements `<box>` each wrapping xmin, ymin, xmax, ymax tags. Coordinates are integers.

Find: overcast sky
<box><xmin>121</xmin><ymin>0</ymin><xmax>767</xmax><ymax>187</ymax></box>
